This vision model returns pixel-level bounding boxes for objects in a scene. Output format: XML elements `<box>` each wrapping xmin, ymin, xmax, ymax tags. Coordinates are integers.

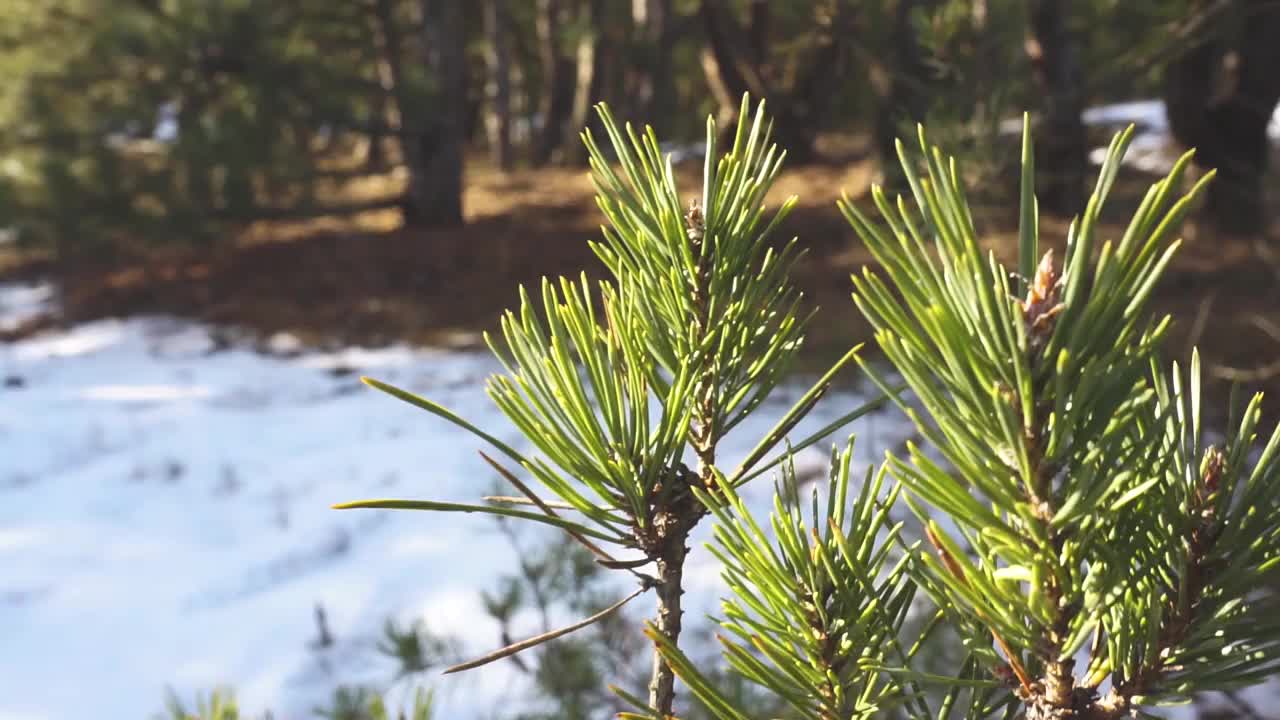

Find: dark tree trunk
<box><xmin>698</xmin><ymin>0</ymin><xmax>768</xmax><ymax>132</ymax></box>
<box><xmin>177</xmin><ymin>93</ymin><xmax>214</xmax><ymax>212</ymax></box>
<box><xmin>363</xmin><ymin>2</ymin><xmax>392</xmax><ymax>171</ymax></box>
<box><xmin>875</xmin><ymin>0</ymin><xmax>935</xmax><ymax>186</ymax></box>
<box><xmin>533</xmin><ymin>0</ymin><xmax>576</xmax><ymax>165</ymax></box>
<box><xmin>1163</xmin><ymin>5</ymin><xmax>1221</xmax><ymax>151</ymax></box>
<box><xmin>1028</xmin><ymin>0</ymin><xmax>1087</xmax><ymax>216</ymax></box>
<box><xmin>406</xmin><ymin>0</ymin><xmax>465</xmax><ymax>227</ymax></box>
<box><xmin>484</xmin><ymin>0</ymin><xmax>514</xmax><ymax>170</ymax></box>
<box><xmin>697</xmin><ymin>0</ymin><xmax>852</xmax><ymax>164</ymax></box>
<box><xmin>630</xmin><ymin>0</ymin><xmax>673</xmax><ymax>126</ymax></box>
<box><xmin>368</xmin><ymin>0</ymin><xmax>408</xmax><ymax>173</ymax></box>
<box><xmin>564</xmin><ymin>0</ymin><xmax>604</xmax><ymax>166</ymax></box>
<box><xmin>1165</xmin><ymin>0</ymin><xmax>1280</xmax><ymax>236</ymax></box>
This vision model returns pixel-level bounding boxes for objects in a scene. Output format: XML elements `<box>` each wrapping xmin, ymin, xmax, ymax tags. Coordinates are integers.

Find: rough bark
<box><xmin>1027</xmin><ymin>0</ymin><xmax>1087</xmax><ymax>216</ymax></box>
<box><xmin>484</xmin><ymin>0</ymin><xmax>514</xmax><ymax>170</ymax></box>
<box><xmin>1164</xmin><ymin>0</ymin><xmax>1280</xmax><ymax>236</ymax></box>
<box><xmin>647</xmin><ymin>523</ymin><xmax>690</xmax><ymax>715</ymax></box>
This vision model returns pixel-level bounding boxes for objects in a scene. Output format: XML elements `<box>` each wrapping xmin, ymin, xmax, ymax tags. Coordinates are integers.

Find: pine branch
<box><xmin>841</xmin><ymin>116</ymin><xmax>1266</xmax><ymax>720</ymax></box>
<box><xmin>647</xmin><ymin>201</ymin><xmax>714</xmax><ymax>716</ymax></box>
<box><xmin>340</xmin><ymin>95</ymin><xmax>864</xmax><ymax>720</ymax></box>
<box><xmin>647</xmin><ymin>516</ymin><xmax>691</xmax><ymax>714</ymax></box>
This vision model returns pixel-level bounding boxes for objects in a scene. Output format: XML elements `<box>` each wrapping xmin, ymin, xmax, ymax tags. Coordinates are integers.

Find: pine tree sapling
<box><xmin>338</xmin><ymin>99</ymin><xmax>1280</xmax><ymax>720</ymax></box>
<box><xmin>335</xmin><ymin>96</ymin><xmax>876</xmax><ymax>717</ymax></box>
<box><xmin>837</xmin><ymin>117</ymin><xmax>1280</xmax><ymax>719</ymax></box>
<box><xmin>637</xmin><ymin>440</ymin><xmax>933</xmax><ymax>720</ymax></box>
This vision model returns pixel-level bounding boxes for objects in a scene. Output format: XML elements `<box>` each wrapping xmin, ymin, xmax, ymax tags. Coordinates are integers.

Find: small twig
<box><xmin>1253</xmin><ymin>236</ymin><xmax>1280</xmax><ymax>287</ymax></box>
<box><xmin>1249</xmin><ymin>313</ymin><xmax>1280</xmax><ymax>345</ymax></box>
<box><xmin>1208</xmin><ymin>313</ymin><xmax>1280</xmax><ymax>382</ymax></box>
<box><xmin>443</xmin><ymin>586</ymin><xmax>648</xmax><ymax>675</ymax></box>
<box><xmin>924</xmin><ymin>525</ymin><xmax>1034</xmax><ymax>695</ymax></box>
<box><xmin>1210</xmin><ymin>360</ymin><xmax>1280</xmax><ymax>383</ymax></box>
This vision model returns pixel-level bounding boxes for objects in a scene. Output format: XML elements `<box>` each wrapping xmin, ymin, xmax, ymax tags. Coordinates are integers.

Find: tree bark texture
<box><xmin>647</xmin><ymin>527</ymin><xmax>689</xmax><ymax>715</ymax></box>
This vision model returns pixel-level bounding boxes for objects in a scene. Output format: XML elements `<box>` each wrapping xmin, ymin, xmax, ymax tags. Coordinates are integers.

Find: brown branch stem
<box><xmin>1020</xmin><ymin>262</ymin><xmax>1085</xmax><ymax>719</ymax></box>
<box><xmin>1103</xmin><ymin>447</ymin><xmax>1227</xmax><ymax>715</ymax></box>
<box><xmin>445</xmin><ymin>586</ymin><xmax>646</xmax><ymax>675</ymax></box>
<box><xmin>647</xmin><ymin>524</ymin><xmax>690</xmax><ymax>714</ymax></box>
<box><xmin>648</xmin><ymin>199</ymin><xmax>715</xmax><ymax>716</ymax></box>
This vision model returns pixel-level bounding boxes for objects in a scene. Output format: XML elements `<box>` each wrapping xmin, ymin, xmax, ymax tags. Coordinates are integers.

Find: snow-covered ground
<box><xmin>0</xmin><ymin>282</ymin><xmax>910</xmax><ymax>720</ymax></box>
<box><xmin>1006</xmin><ymin>98</ymin><xmax>1280</xmax><ymax>174</ymax></box>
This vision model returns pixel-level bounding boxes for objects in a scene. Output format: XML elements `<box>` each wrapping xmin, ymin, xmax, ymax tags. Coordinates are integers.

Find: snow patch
<box><xmin>1003</xmin><ymin>98</ymin><xmax>1280</xmax><ymax>174</ymax></box>
<box><xmin>0</xmin><ymin>292</ymin><xmax>906</xmax><ymax>720</ymax></box>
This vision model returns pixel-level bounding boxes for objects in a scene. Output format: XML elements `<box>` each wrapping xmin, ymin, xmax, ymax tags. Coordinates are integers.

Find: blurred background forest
<box><xmin>1</xmin><ymin>1</ymin><xmax>1280</xmax><ymax>719</ymax></box>
<box><xmin>1</xmin><ymin>1</ymin><xmax>1277</xmax><ymax>363</ymax></box>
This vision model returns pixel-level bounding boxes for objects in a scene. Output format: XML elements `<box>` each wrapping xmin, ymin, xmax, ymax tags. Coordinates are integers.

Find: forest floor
<box><xmin>2</xmin><ymin>148</ymin><xmax>1279</xmax><ymax>423</ymax></box>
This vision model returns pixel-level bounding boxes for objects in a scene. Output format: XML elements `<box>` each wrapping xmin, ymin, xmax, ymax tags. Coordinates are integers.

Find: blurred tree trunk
<box><xmin>368</xmin><ymin>0</ymin><xmax>406</xmax><ymax>172</ymax></box>
<box><xmin>485</xmin><ymin>0</ymin><xmax>514</xmax><ymax>171</ymax></box>
<box><xmin>875</xmin><ymin>0</ymin><xmax>935</xmax><ymax>187</ymax></box>
<box><xmin>405</xmin><ymin>0</ymin><xmax>465</xmax><ymax>227</ymax></box>
<box><xmin>630</xmin><ymin>0</ymin><xmax>673</xmax><ymax>126</ymax></box>
<box><xmin>1027</xmin><ymin>0</ymin><xmax>1087</xmax><ymax>216</ymax></box>
<box><xmin>698</xmin><ymin>0</ymin><xmax>854</xmax><ymax>164</ymax></box>
<box><xmin>362</xmin><ymin>3</ymin><xmax>390</xmax><ymax>171</ymax></box>
<box><xmin>1165</xmin><ymin>0</ymin><xmax>1280</xmax><ymax>236</ymax></box>
<box><xmin>564</xmin><ymin>0</ymin><xmax>604</xmax><ymax>165</ymax></box>
<box><xmin>533</xmin><ymin>0</ymin><xmax>576</xmax><ymax>165</ymax></box>
<box><xmin>177</xmin><ymin>92</ymin><xmax>214</xmax><ymax>212</ymax></box>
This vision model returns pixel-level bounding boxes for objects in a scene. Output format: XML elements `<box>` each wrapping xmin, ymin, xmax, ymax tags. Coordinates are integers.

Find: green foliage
<box><xmin>158</xmin><ymin>684</ymin><xmax>434</xmax><ymax>720</ymax></box>
<box><xmin>377</xmin><ymin>618</ymin><xmax>458</xmax><ymax>679</ymax></box>
<box><xmin>157</xmin><ymin>606</ymin><xmax>447</xmax><ymax>720</ymax></box>
<box><xmin>905</xmin><ymin>0</ymin><xmax>1029</xmax><ymax>193</ymax></box>
<box><xmin>3</xmin><ymin>0</ymin><xmax>1251</xmax><ymax>253</ymax></box>
<box><xmin>835</xmin><ymin>118</ymin><xmax>1280</xmax><ymax>717</ymax></box>
<box><xmin>638</xmin><ymin>440</ymin><xmax>924</xmax><ymax>720</ymax></box>
<box><xmin>1096</xmin><ymin>351</ymin><xmax>1280</xmax><ymax>701</ymax></box>
<box><xmin>585</xmin><ymin>96</ymin><xmax>808</xmax><ymax>442</ymax></box>
<box><xmin>313</xmin><ymin>686</ymin><xmax>433</xmax><ymax>720</ymax></box>
<box><xmin>1</xmin><ymin>1</ymin><xmax>405</xmax><ymax>251</ymax></box>
<box><xmin>340</xmin><ymin>96</ymin><xmax>868</xmax><ymax>563</ymax></box>
<box><xmin>159</xmin><ymin>688</ymin><xmax>250</xmax><ymax>720</ymax></box>
<box><xmin>339</xmin><ymin>96</ymin><xmax>876</xmax><ymax>716</ymax></box>
<box><xmin>479</xmin><ymin>529</ymin><xmax>650</xmax><ymax>720</ymax></box>
<box><xmin>337</xmin><ymin>97</ymin><xmax>1280</xmax><ymax>720</ymax></box>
